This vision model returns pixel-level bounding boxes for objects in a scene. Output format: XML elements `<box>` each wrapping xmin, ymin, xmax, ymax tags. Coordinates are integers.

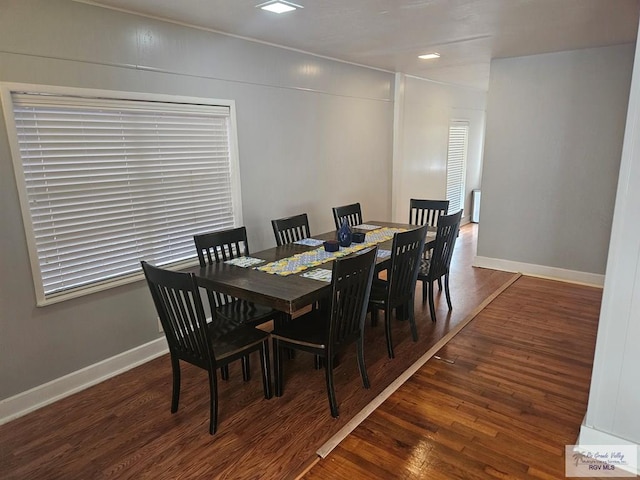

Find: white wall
<box><xmin>476</xmin><ymin>45</ymin><xmax>634</xmax><ymax>282</ymax></box>
<box><xmin>392</xmin><ymin>74</ymin><xmax>486</xmax><ymax>224</ymax></box>
<box><xmin>581</xmin><ymin>31</ymin><xmax>640</xmax><ymax>448</ymax></box>
<box><xmin>0</xmin><ymin>0</ymin><xmax>394</xmax><ymax>402</ymax></box>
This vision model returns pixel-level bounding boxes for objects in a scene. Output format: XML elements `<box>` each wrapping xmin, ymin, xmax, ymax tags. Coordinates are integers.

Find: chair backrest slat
<box><xmin>387</xmin><ymin>226</ymin><xmax>428</xmax><ymax>307</ymax></box>
<box><xmin>428</xmin><ymin>210</ymin><xmax>462</xmax><ymax>279</ymax></box>
<box><xmin>327</xmin><ymin>247</ymin><xmax>377</xmax><ymax>351</ymax></box>
<box><xmin>332</xmin><ymin>203</ymin><xmax>363</xmax><ymax>230</ymax></box>
<box><xmin>271</xmin><ymin>213</ymin><xmax>311</xmax><ymax>246</ymax></box>
<box><xmin>409</xmin><ymin>199</ymin><xmax>449</xmax><ymax>228</ymax></box>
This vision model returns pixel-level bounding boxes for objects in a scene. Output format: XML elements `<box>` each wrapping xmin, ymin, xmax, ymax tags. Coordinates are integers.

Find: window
<box><xmin>1</xmin><ymin>84</ymin><xmax>242</xmax><ymax>306</ymax></box>
<box><xmin>445</xmin><ymin>121</ymin><xmax>469</xmax><ymax>215</ymax></box>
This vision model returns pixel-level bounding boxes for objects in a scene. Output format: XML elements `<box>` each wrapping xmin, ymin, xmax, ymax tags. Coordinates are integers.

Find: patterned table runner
<box><xmin>256</xmin><ymin>227</ymin><xmax>405</xmax><ymax>276</ymax></box>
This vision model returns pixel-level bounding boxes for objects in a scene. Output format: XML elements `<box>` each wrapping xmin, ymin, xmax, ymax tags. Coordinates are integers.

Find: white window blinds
<box><xmin>6</xmin><ymin>89</ymin><xmax>239</xmax><ymax>305</ymax></box>
<box><xmin>446</xmin><ymin>121</ymin><xmax>469</xmax><ymax>215</ymax></box>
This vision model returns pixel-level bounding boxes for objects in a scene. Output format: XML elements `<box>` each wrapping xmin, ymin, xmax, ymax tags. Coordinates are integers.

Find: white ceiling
<box><xmin>78</xmin><ymin>0</ymin><xmax>639</xmax><ymax>90</ymax></box>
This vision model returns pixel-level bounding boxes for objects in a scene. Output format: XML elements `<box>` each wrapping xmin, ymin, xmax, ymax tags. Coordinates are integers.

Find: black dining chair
<box><xmin>417</xmin><ymin>210</ymin><xmax>462</xmax><ymax>323</ymax></box>
<box><xmin>141</xmin><ymin>261</ymin><xmax>272</xmax><ymax>435</ymax></box>
<box><xmin>332</xmin><ymin>203</ymin><xmax>363</xmax><ymax>230</ymax></box>
<box><xmin>368</xmin><ymin>225</ymin><xmax>427</xmax><ymax>359</ymax></box>
<box><xmin>409</xmin><ymin>199</ymin><xmax>449</xmax><ymax>229</ymax></box>
<box><xmin>193</xmin><ymin>227</ymin><xmax>280</xmax><ymax>380</ymax></box>
<box><xmin>271</xmin><ymin>247</ymin><xmax>378</xmax><ymax>418</ymax></box>
<box><xmin>409</xmin><ymin>198</ymin><xmax>450</xmax><ymax>290</ymax></box>
<box><xmin>270</xmin><ymin>213</ymin><xmax>317</xmax><ymax>363</ymax></box>
<box><xmin>271</xmin><ymin>213</ymin><xmax>311</xmax><ymax>246</ymax></box>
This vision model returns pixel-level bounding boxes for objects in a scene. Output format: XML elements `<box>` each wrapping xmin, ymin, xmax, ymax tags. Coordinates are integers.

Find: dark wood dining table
<box><xmin>186</xmin><ymin>221</ymin><xmax>435</xmax><ymax>315</ymax></box>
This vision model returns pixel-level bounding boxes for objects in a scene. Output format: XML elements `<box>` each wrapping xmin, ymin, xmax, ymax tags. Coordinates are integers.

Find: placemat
<box><xmin>353</xmin><ymin>223</ymin><xmax>382</xmax><ymax>230</ymax></box>
<box><xmin>300</xmin><ymin>268</ymin><xmax>333</xmax><ymax>282</ymax></box>
<box><xmin>224</xmin><ymin>256</ymin><xmax>265</xmax><ymax>267</ymax></box>
<box><xmin>293</xmin><ymin>238</ymin><xmax>325</xmax><ymax>246</ymax></box>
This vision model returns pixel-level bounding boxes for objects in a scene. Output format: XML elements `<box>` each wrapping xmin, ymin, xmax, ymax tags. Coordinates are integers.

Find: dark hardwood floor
<box><xmin>0</xmin><ymin>224</ymin><xmax>594</xmax><ymax>480</ymax></box>
<box><xmin>303</xmin><ymin>275</ymin><xmax>602</xmax><ymax>479</ymax></box>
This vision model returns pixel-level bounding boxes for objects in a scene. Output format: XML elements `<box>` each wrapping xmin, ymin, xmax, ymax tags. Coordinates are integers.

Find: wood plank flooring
<box><xmin>303</xmin><ymin>276</ymin><xmax>602</xmax><ymax>479</ymax></box>
<box><xmin>0</xmin><ymin>224</ymin><xmax>596</xmax><ymax>479</ymax></box>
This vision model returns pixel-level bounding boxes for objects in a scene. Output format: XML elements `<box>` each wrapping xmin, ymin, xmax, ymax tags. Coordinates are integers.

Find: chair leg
<box><xmin>444</xmin><ymin>274</ymin><xmax>453</xmax><ymax>311</ymax></box>
<box><xmin>314</xmin><ymin>355</ymin><xmax>322</xmax><ymax>369</ymax></box>
<box><xmin>324</xmin><ymin>354</ymin><xmax>339</xmax><ymax>417</ymax></box>
<box><xmin>207</xmin><ymin>369</ymin><xmax>218</xmax><ymax>435</ymax></box>
<box><xmin>274</xmin><ymin>312</ymin><xmax>287</xmax><ymax>329</ymax></box>
<box><xmin>422</xmin><ymin>280</ymin><xmax>427</xmax><ymax>304</ymax></box>
<box><xmin>242</xmin><ymin>355</ymin><xmax>251</xmax><ymax>381</ymax></box>
<box><xmin>170</xmin><ymin>355</ymin><xmax>181</xmax><ymax>413</ymax></box>
<box><xmin>356</xmin><ymin>336</ymin><xmax>370</xmax><ymax>389</ymax></box>
<box><xmin>385</xmin><ymin>307</ymin><xmax>394</xmax><ymax>359</ymax></box>
<box><xmin>221</xmin><ymin>365</ymin><xmax>229</xmax><ymax>381</ymax></box>
<box><xmin>278</xmin><ymin>313</ymin><xmax>296</xmax><ymax>360</ymax></box>
<box><xmin>408</xmin><ymin>300</ymin><xmax>418</xmax><ymax>342</ymax></box>
<box><xmin>259</xmin><ymin>341</ymin><xmax>272</xmax><ymax>399</ymax></box>
<box><xmin>428</xmin><ymin>280</ymin><xmax>437</xmax><ymax>322</ymax></box>
<box><xmin>274</xmin><ymin>338</ymin><xmax>283</xmax><ymax>397</ymax></box>
<box><xmin>437</xmin><ymin>277</ymin><xmax>443</xmax><ymax>291</ymax></box>
<box><xmin>370</xmin><ymin>307</ymin><xmax>378</xmax><ymax>326</ymax></box>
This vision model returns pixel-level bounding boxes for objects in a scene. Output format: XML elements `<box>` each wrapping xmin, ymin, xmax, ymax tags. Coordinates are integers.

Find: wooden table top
<box><xmin>187</xmin><ymin>221</ymin><xmax>434</xmax><ymax>315</ymax></box>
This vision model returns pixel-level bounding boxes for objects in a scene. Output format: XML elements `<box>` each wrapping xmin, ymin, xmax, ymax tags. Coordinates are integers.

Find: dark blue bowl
<box><xmin>323</xmin><ymin>240</ymin><xmax>339</xmax><ymax>252</ymax></box>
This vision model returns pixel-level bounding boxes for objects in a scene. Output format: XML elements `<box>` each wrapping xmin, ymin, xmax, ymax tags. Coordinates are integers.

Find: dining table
<box><xmin>186</xmin><ymin>220</ymin><xmax>435</xmax><ymax>316</ymax></box>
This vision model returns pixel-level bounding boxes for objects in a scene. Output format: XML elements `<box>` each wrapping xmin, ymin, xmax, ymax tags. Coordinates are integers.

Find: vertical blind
<box><xmin>445</xmin><ymin>122</ymin><xmax>469</xmax><ymax>215</ymax></box>
<box><xmin>10</xmin><ymin>91</ymin><xmax>237</xmax><ymax>302</ymax></box>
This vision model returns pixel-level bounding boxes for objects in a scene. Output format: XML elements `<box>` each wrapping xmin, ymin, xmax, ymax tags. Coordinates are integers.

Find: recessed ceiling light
<box><xmin>257</xmin><ymin>1</ymin><xmax>302</xmax><ymax>14</ymax></box>
<box><xmin>418</xmin><ymin>53</ymin><xmax>441</xmax><ymax>60</ymax></box>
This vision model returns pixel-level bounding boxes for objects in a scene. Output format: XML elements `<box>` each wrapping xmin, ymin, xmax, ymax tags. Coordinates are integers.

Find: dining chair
<box><xmin>368</xmin><ymin>225</ymin><xmax>427</xmax><ymax>359</ymax></box>
<box><xmin>271</xmin><ymin>213</ymin><xmax>311</xmax><ymax>246</ymax></box>
<box><xmin>409</xmin><ymin>199</ymin><xmax>449</xmax><ymax>228</ymax></box>
<box><xmin>332</xmin><ymin>202</ymin><xmax>363</xmax><ymax>230</ymax></box>
<box><xmin>194</xmin><ymin>227</ymin><xmax>280</xmax><ymax>380</ymax></box>
<box><xmin>194</xmin><ymin>227</ymin><xmax>279</xmax><ymax>329</ymax></box>
<box><xmin>270</xmin><ymin>213</ymin><xmax>317</xmax><ymax>363</ymax></box>
<box><xmin>141</xmin><ymin>261</ymin><xmax>272</xmax><ymax>435</ymax></box>
<box><xmin>271</xmin><ymin>247</ymin><xmax>378</xmax><ymax>418</ymax></box>
<box><xmin>417</xmin><ymin>210</ymin><xmax>462</xmax><ymax>323</ymax></box>
<box><xmin>409</xmin><ymin>198</ymin><xmax>450</xmax><ymax>290</ymax></box>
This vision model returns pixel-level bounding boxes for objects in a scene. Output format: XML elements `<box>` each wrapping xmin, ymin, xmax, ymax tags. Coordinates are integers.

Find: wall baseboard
<box><xmin>473</xmin><ymin>256</ymin><xmax>605</xmax><ymax>287</ymax></box>
<box><xmin>0</xmin><ymin>338</ymin><xmax>168</xmax><ymax>425</ymax></box>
